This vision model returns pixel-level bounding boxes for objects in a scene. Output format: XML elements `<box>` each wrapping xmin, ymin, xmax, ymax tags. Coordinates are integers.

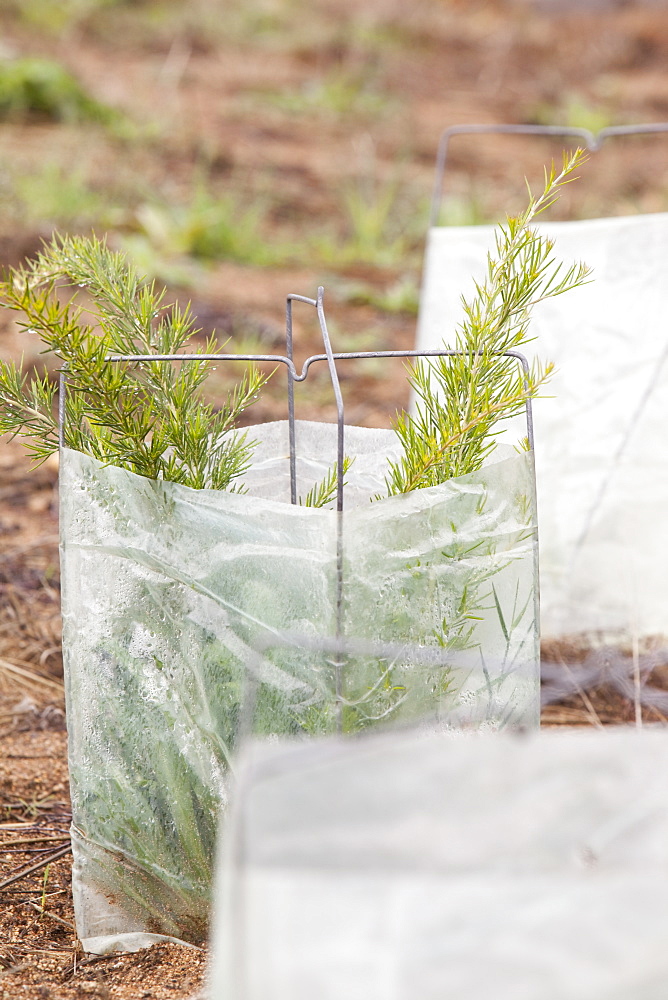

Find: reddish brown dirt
<box><xmin>3</xmin><ymin>0</ymin><xmax>668</xmax><ymax>995</ymax></box>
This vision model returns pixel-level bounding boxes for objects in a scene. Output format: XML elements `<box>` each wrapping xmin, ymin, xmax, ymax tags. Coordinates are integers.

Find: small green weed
<box><xmin>118</xmin><ymin>0</ymin><xmax>296</xmax><ymax>52</ymax></box>
<box><xmin>314</xmin><ymin>175</ymin><xmax>425</xmax><ymax>270</ymax></box>
<box><xmin>266</xmin><ymin>69</ymin><xmax>392</xmax><ymax>119</ymax></box>
<box><xmin>119</xmin><ymin>233</ymin><xmax>203</xmax><ymax>290</ymax></box>
<box><xmin>12</xmin><ymin>164</ymin><xmax>122</xmax><ymax>228</ymax></box>
<box><xmin>528</xmin><ymin>93</ymin><xmax>617</xmax><ymax>135</ymax></box>
<box><xmin>0</xmin><ymin>57</ymin><xmax>119</xmax><ymax>125</ymax></box>
<box><xmin>127</xmin><ymin>186</ymin><xmax>281</xmax><ymax>269</ymax></box>
<box><xmin>40</xmin><ymin>864</ymin><xmax>50</xmax><ymax>915</ymax></box>
<box><xmin>201</xmin><ymin>0</ymin><xmax>297</xmax><ymax>46</ymax></box>
<box><xmin>3</xmin><ymin>0</ymin><xmax>122</xmax><ymax>35</ymax></box>
<box><xmin>337</xmin><ymin>274</ymin><xmax>419</xmax><ymax>315</ymax></box>
<box><xmin>438</xmin><ymin>190</ymin><xmax>495</xmax><ymax>227</ymax></box>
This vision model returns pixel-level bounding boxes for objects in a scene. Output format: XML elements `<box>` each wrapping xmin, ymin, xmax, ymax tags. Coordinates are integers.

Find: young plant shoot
<box><xmin>386</xmin><ymin>148</ymin><xmax>591</xmax><ymax>494</ymax></box>
<box><xmin>0</xmin><ymin>234</ymin><xmax>265</xmax><ymax>489</ymax></box>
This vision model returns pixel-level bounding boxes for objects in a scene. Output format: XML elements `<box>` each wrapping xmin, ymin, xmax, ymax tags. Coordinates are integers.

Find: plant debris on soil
<box><xmin>3</xmin><ymin>0</ymin><xmax>668</xmax><ymax>995</ymax></box>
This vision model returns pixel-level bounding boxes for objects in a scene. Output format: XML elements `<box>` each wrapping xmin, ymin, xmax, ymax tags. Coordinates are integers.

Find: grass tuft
<box><xmin>0</xmin><ymin>57</ymin><xmax>119</xmax><ymax>125</ymax></box>
<box><xmin>313</xmin><ymin>174</ymin><xmax>425</xmax><ymax>270</ymax></box>
<box><xmin>126</xmin><ymin>186</ymin><xmax>283</xmax><ymax>269</ymax></box>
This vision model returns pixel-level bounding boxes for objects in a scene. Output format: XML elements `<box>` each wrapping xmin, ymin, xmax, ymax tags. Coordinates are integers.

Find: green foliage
<box><xmin>438</xmin><ymin>190</ymin><xmax>495</xmax><ymax>227</ymax></box>
<box><xmin>119</xmin><ymin>233</ymin><xmax>202</xmax><ymax>291</ymax></box>
<box><xmin>126</xmin><ymin>186</ymin><xmax>281</xmax><ymax>270</ymax></box>
<box><xmin>0</xmin><ymin>57</ymin><xmax>119</xmax><ymax>124</ymax></box>
<box><xmin>266</xmin><ymin>69</ymin><xmax>392</xmax><ymax>118</ymax></box>
<box><xmin>386</xmin><ymin>149</ymin><xmax>591</xmax><ymax>495</ymax></box>
<box><xmin>12</xmin><ymin>164</ymin><xmax>120</xmax><ymax>228</ymax></box>
<box><xmin>1</xmin><ymin>0</ymin><xmax>124</xmax><ymax>35</ymax></box>
<box><xmin>529</xmin><ymin>93</ymin><xmax>616</xmax><ymax>135</ymax></box>
<box><xmin>338</xmin><ymin>274</ymin><xmax>419</xmax><ymax>315</ymax></box>
<box><xmin>40</xmin><ymin>863</ymin><xmax>50</xmax><ymax>916</ymax></box>
<box><xmin>99</xmin><ymin>0</ymin><xmax>294</xmax><ymax>52</ymax></box>
<box><xmin>315</xmin><ymin>174</ymin><xmax>425</xmax><ymax>269</ymax></box>
<box><xmin>0</xmin><ymin>234</ymin><xmax>266</xmax><ymax>489</ymax></box>
<box><xmin>300</xmin><ymin>456</ymin><xmax>353</xmax><ymax>508</ymax></box>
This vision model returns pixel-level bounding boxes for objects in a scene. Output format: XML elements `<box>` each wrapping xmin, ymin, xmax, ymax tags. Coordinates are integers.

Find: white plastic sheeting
<box><xmin>59</xmin><ymin>419</ymin><xmax>538</xmax><ymax>953</ymax></box>
<box><xmin>211</xmin><ymin>726</ymin><xmax>668</xmax><ymax>1000</ymax></box>
<box><xmin>415</xmin><ymin>212</ymin><xmax>668</xmax><ymax>641</ymax></box>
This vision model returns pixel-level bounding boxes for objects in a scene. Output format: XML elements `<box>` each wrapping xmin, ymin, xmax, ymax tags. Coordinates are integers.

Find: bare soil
<box><xmin>2</xmin><ymin>0</ymin><xmax>668</xmax><ymax>995</ymax></box>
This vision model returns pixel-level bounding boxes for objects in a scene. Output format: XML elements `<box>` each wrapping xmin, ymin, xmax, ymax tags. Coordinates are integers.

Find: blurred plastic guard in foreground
<box><xmin>212</xmin><ymin>726</ymin><xmax>668</xmax><ymax>1000</ymax></box>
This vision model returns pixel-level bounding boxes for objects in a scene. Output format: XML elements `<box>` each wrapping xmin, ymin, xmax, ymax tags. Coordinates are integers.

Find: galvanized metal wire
<box><xmin>57</xmin><ymin>289</ymin><xmax>535</xmax><ymax>720</ymax></box>
<box><xmin>429</xmin><ymin>121</ymin><xmax>668</xmax><ymax>226</ymax></box>
<box><xmin>57</xmin><ymin>287</ymin><xmax>535</xmax><ymax>513</ymax></box>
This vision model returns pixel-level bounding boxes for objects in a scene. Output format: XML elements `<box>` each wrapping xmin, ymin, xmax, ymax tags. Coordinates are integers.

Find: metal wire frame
<box><xmin>57</xmin><ymin>286</ymin><xmax>535</xmax><ymax>513</ymax></box>
<box><xmin>56</xmin><ymin>289</ymin><xmax>537</xmax><ymax>729</ymax></box>
<box><xmin>428</xmin><ymin>122</ymin><xmax>668</xmax><ymax>226</ymax></box>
